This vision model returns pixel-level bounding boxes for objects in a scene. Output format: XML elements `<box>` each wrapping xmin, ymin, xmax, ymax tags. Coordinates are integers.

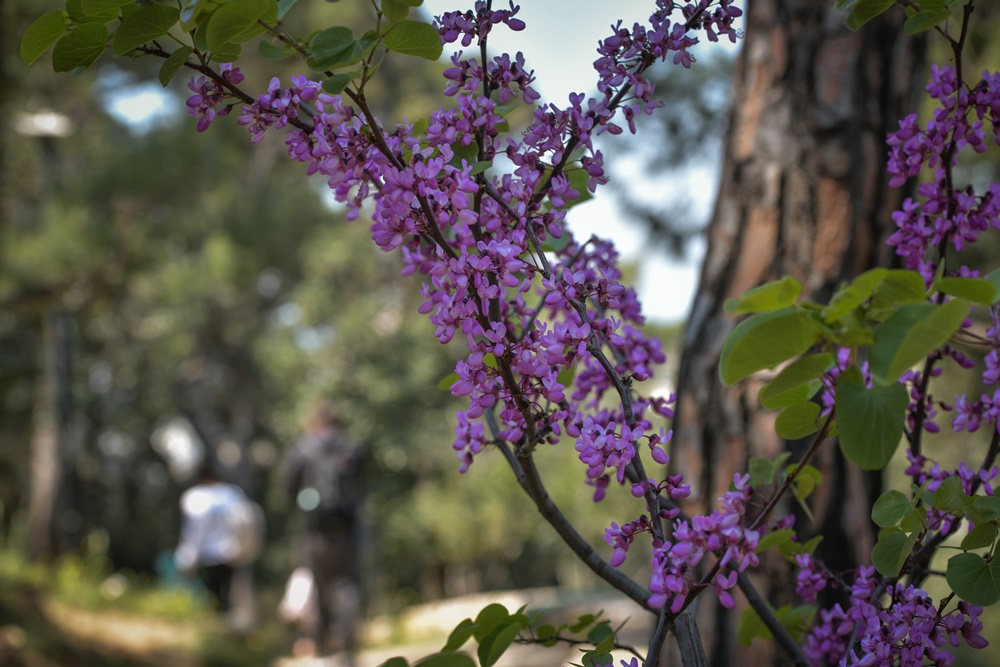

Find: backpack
<box><xmin>298</xmin><ymin>434</ymin><xmax>359</xmax><ymax>525</ymax></box>
<box><xmin>223</xmin><ymin>493</ymin><xmax>266</xmax><ymax>567</ymax></box>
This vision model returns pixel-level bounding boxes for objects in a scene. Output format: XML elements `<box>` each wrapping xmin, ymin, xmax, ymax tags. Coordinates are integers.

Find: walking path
<box><xmin>274</xmin><ymin>588</ymin><xmax>655</xmax><ymax>667</ymax></box>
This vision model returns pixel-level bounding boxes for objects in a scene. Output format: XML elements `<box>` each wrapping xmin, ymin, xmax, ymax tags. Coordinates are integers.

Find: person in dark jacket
<box><xmin>283</xmin><ymin>399</ymin><xmax>362</xmax><ymax>662</ymax></box>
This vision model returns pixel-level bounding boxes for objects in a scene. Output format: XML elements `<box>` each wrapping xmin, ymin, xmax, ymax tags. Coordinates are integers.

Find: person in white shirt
<box><xmin>175</xmin><ymin>462</ymin><xmax>246</xmax><ymax>611</ymax></box>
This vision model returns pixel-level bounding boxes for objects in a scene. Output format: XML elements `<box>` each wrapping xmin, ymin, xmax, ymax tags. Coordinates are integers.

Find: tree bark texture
<box><xmin>670</xmin><ymin>1</ymin><xmax>924</xmax><ymax>663</ymax></box>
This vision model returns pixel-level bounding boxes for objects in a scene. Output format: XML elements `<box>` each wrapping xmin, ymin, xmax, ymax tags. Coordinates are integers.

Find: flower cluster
<box><xmin>803</xmin><ymin>566</ymin><xmax>987</xmax><ymax>667</ymax></box>
<box><xmin>886</xmin><ymin>65</ymin><xmax>1000</xmax><ymax>284</ymax></box>
<box><xmin>953</xmin><ymin>306</ymin><xmax>1000</xmax><ymax>433</ymax></box>
<box><xmin>437</xmin><ymin>0</ymin><xmax>526</xmax><ymax>48</ymax></box>
<box><xmin>794</xmin><ymin>552</ymin><xmax>828</xmax><ymax>604</ymax></box>
<box><xmin>185</xmin><ymin>64</ymin><xmax>244</xmax><ymax>132</ymax></box>
<box><xmin>238</xmin><ymin>75</ymin><xmax>321</xmax><ymax>143</ymax></box>
<box><xmin>607</xmin><ymin>474</ymin><xmax>757</xmax><ymax>612</ymax></box>
<box><xmin>200</xmin><ymin>6</ymin><xmax>740</xmax><ymax>504</ymax></box>
<box><xmin>651</xmin><ymin>474</ymin><xmax>759</xmax><ymax>611</ymax></box>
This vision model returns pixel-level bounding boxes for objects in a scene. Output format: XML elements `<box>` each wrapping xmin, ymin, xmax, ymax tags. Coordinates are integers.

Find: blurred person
<box><xmin>175</xmin><ymin>461</ymin><xmax>264</xmax><ymax>616</ymax></box>
<box><xmin>283</xmin><ymin>399</ymin><xmax>363</xmax><ymax>662</ymax></box>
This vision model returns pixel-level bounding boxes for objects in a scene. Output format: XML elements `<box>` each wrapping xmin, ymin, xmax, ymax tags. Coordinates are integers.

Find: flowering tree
<box><xmin>19</xmin><ymin>0</ymin><xmax>1000</xmax><ymax>665</ymax></box>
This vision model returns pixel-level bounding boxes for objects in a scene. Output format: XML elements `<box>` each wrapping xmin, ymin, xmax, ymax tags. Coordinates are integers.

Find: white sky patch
<box><xmin>102</xmin><ymin>79</ymin><xmax>180</xmax><ymax>133</ymax></box>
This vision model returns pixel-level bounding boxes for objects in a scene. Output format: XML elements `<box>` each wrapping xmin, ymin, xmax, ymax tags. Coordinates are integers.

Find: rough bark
<box><xmin>670</xmin><ymin>1</ymin><xmax>924</xmax><ymax>663</ymax></box>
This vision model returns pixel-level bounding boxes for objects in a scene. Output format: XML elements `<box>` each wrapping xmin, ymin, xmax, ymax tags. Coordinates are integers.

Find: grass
<box><xmin>0</xmin><ymin>539</ymin><xmax>293</xmax><ymax>667</ymax></box>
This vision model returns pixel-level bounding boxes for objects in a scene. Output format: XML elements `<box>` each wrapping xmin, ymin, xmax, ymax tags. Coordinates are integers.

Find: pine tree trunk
<box><xmin>670</xmin><ymin>1</ymin><xmax>924</xmax><ymax>663</ymax></box>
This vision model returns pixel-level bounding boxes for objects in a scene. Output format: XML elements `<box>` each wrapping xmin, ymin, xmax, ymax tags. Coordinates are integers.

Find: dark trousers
<box><xmin>200</xmin><ymin>562</ymin><xmax>234</xmax><ymax>611</ymax></box>
<box><xmin>304</xmin><ymin>520</ymin><xmax>359</xmax><ymax>657</ymax></box>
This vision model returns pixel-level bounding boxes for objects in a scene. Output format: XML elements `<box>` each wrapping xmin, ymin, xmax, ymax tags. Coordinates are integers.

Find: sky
<box><xmin>104</xmin><ymin>1</ymin><xmax>741</xmax><ymax>323</ymax></box>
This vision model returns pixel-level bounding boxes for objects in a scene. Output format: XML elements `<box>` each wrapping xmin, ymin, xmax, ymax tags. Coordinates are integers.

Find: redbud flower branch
<box><xmin>486</xmin><ymin>412</ymin><xmax>654</xmax><ymax>609</ymax></box>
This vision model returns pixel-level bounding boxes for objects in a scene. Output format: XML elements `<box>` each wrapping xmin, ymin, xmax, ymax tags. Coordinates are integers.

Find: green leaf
<box><xmin>779</xmin><ymin>534</ymin><xmax>824</xmax><ymax>562</ymax></box>
<box><xmin>536</xmin><ymin>624</ymin><xmax>558</xmax><ymax>647</ymax></box>
<box><xmin>905</xmin><ymin>8</ymin><xmax>951</xmax><ymax>33</ymax></box>
<box><xmin>872</xmin><ymin>529</ymin><xmax>918</xmax><ymax>577</ymax></box>
<box><xmin>277</xmin><ymin>0</ymin><xmax>300</xmax><ymax>20</ymax></box>
<box><xmin>383</xmin><ymin>0</ymin><xmax>412</xmax><ymax>23</ymax></box>
<box><xmin>738</xmin><ymin>605</ymin><xmax>773</xmax><ymax>645</ymax></box>
<box><xmin>448</xmin><ymin>140</ymin><xmax>479</xmax><ymax>168</ymax></box>
<box><xmin>912</xmin><ymin>482</ymin><xmax>935</xmax><ymax>507</ymax></box>
<box><xmin>803</xmin><ymin>535</ymin><xmax>823</xmax><ymax>555</ymax></box>
<box><xmin>81</xmin><ymin>0</ymin><xmax>132</xmax><ymax>13</ymax></box>
<box><xmin>934</xmin><ymin>277</ymin><xmax>998</xmax><ymax>305</ymax></box>
<box><xmin>70</xmin><ymin>0</ymin><xmax>117</xmax><ymax>23</ymax></box>
<box><xmin>756</xmin><ymin>529</ymin><xmax>795</xmax><ymax>554</ymax></box>
<box><xmin>932</xmin><ymin>475</ymin><xmax>966</xmax><ymax>515</ymax></box>
<box><xmin>724</xmin><ymin>276</ymin><xmax>802</xmax><ymax>315</ymax></box>
<box><xmin>378</xmin><ymin>659</ymin><xmax>409</xmax><ymax>667</ymax></box>
<box><xmin>20</xmin><ymin>10</ymin><xmax>67</xmax><ymax>65</ymax></box>
<box><xmin>900</xmin><ymin>506</ymin><xmax>926</xmax><ymax>533</ymax></box>
<box><xmin>871</xmin><ymin>269</ymin><xmax>927</xmax><ymax>312</ymax></box>
<box><xmin>759</xmin><ymin>353</ymin><xmax>834</xmax><ymax>410</ymax></box>
<box><xmin>383</xmin><ymin>19</ymin><xmax>443</xmax><ymax>60</ymax></box>
<box><xmin>775</xmin><ymin>401</ymin><xmax>821</xmax><ymax>440</ymax></box>
<box><xmin>437</xmin><ymin>372</ymin><xmax>459</xmax><ymax>391</ymax></box>
<box><xmin>564</xmin><ymin>168</ymin><xmax>595</xmax><ymax>209</ymax></box>
<box><xmin>582</xmin><ymin>652</ymin><xmax>613</xmax><ymax>667</ymax></box>
<box><xmin>211</xmin><ymin>41</ymin><xmax>241</xmax><ymax>62</ymax></box>
<box><xmin>748</xmin><ymin>457</ymin><xmax>777</xmax><ymax>486</ymax></box>
<box><xmin>835</xmin><ymin>367</ymin><xmax>908</xmax><ymax>470</ymax></box>
<box><xmin>834</xmin><ymin>0</ymin><xmax>860</xmax><ymax>10</ymax></box>
<box><xmin>846</xmin><ymin>0</ymin><xmax>896</xmax><ymax>30</ymax></box>
<box><xmin>975</xmin><ymin>496</ymin><xmax>1000</xmax><ymax>522</ymax></box>
<box><xmin>113</xmin><ymin>5</ymin><xmax>181</xmax><ymax>55</ymax></box>
<box><xmin>322</xmin><ymin>73</ymin><xmax>355</xmax><ymax>94</ymax></box>
<box><xmin>308</xmin><ymin>26</ymin><xmax>356</xmax><ymax>71</ymax></box>
<box><xmin>472</xmin><ymin>604</ymin><xmax>509</xmax><ymax>642</ymax></box>
<box><xmin>478</xmin><ymin>621</ymin><xmax>522</xmax><ymax>667</ymax></box>
<box><xmin>961</xmin><ymin>522</ymin><xmax>998</xmax><ymax>551</ymax></box>
<box><xmin>158</xmin><ymin>46</ymin><xmax>193</xmax><ymax>86</ymax></box>
<box><xmin>790</xmin><ymin>464</ymin><xmax>823</xmax><ymax>502</ymax></box>
<box><xmin>720</xmin><ymin>308</ymin><xmax>821</xmax><ymax>386</ymax></box>
<box><xmin>470</xmin><ymin>160</ymin><xmax>492</xmax><ymax>176</ymax></box>
<box><xmin>822</xmin><ymin>268</ymin><xmax>887</xmax><ymax>322</ymax></box>
<box><xmin>206</xmin><ymin>0</ymin><xmax>272</xmax><ymax>51</ymax></box>
<box><xmin>568</xmin><ymin>612</ymin><xmax>600</xmax><ymax>633</ymax></box>
<box><xmin>946</xmin><ymin>552</ymin><xmax>1000</xmax><ymax>606</ymax></box>
<box><xmin>414</xmin><ymin>654</ymin><xmax>476</xmax><ymax>667</ymax></box>
<box><xmin>52</xmin><ymin>22</ymin><xmax>108</xmax><ymax>72</ymax></box>
<box><xmin>180</xmin><ymin>0</ymin><xmax>228</xmax><ymax>29</ymax></box>
<box><xmin>587</xmin><ymin>621</ymin><xmax>614</xmax><ymax>646</ymax></box>
<box><xmin>258</xmin><ymin>40</ymin><xmax>293</xmax><ymax>61</ymax></box>
<box><xmin>442</xmin><ymin>618</ymin><xmax>476</xmax><ymax>652</ymax></box>
<box><xmin>872</xmin><ymin>490</ymin><xmax>912</xmax><ymax>528</ymax></box>
<box><xmin>775</xmin><ymin>605</ymin><xmax>816</xmax><ymax>642</ymax></box>
<box><xmin>870</xmin><ymin>299</ymin><xmax>969</xmax><ymax>385</ymax></box>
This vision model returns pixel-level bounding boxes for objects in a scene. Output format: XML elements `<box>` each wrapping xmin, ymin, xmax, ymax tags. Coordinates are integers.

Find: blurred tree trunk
<box><xmin>27</xmin><ymin>307</ymin><xmax>77</xmax><ymax>559</ymax></box>
<box><xmin>670</xmin><ymin>1</ymin><xmax>924</xmax><ymax>663</ymax></box>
